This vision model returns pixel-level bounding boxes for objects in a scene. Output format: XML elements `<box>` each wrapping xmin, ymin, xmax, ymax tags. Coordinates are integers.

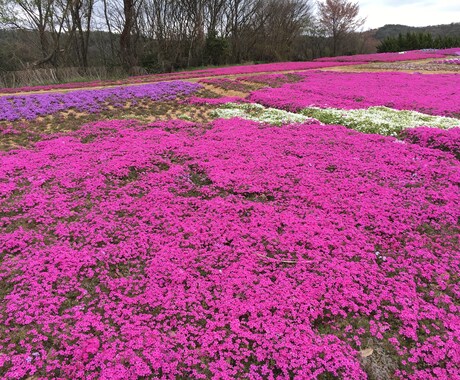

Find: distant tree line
<box><xmin>377</xmin><ymin>32</ymin><xmax>460</xmax><ymax>53</ymax></box>
<box><xmin>374</xmin><ymin>23</ymin><xmax>460</xmax><ymax>41</ymax></box>
<box><xmin>0</xmin><ymin>0</ymin><xmax>372</xmax><ymax>82</ymax></box>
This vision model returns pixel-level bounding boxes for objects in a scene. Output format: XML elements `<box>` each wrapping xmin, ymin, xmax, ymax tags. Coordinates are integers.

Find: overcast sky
<box><xmin>359</xmin><ymin>0</ymin><xmax>460</xmax><ymax>29</ymax></box>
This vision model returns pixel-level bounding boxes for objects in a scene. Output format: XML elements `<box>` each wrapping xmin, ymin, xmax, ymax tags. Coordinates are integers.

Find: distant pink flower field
<box><xmin>249</xmin><ymin>71</ymin><xmax>460</xmax><ymax>116</ymax></box>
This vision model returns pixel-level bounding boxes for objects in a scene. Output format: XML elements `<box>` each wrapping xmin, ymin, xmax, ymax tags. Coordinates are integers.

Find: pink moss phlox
<box><xmin>435</xmin><ymin>58</ymin><xmax>460</xmax><ymax>65</ymax></box>
<box><xmin>0</xmin><ymin>118</ymin><xmax>459</xmax><ymax>379</ymax></box>
<box><xmin>401</xmin><ymin>127</ymin><xmax>460</xmax><ymax>159</ymax></box>
<box><xmin>314</xmin><ymin>51</ymin><xmax>445</xmax><ymax>62</ymax></box>
<box><xmin>434</xmin><ymin>48</ymin><xmax>460</xmax><ymax>55</ymax></box>
<box><xmin>1</xmin><ymin>126</ymin><xmax>22</xmax><ymax>135</ymax></box>
<box><xmin>249</xmin><ymin>70</ymin><xmax>460</xmax><ymax>116</ymax></box>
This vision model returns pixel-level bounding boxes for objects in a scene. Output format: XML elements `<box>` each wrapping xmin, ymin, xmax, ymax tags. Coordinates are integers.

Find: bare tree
<box><xmin>1</xmin><ymin>0</ymin><xmax>57</xmax><ymax>64</ymax></box>
<box><xmin>317</xmin><ymin>0</ymin><xmax>365</xmax><ymax>55</ymax></box>
<box><xmin>257</xmin><ymin>0</ymin><xmax>313</xmax><ymax>61</ymax></box>
<box><xmin>120</xmin><ymin>0</ymin><xmax>140</xmax><ymax>70</ymax></box>
<box><xmin>68</xmin><ymin>0</ymin><xmax>94</xmax><ymax>67</ymax></box>
<box><xmin>206</xmin><ymin>0</ymin><xmax>226</xmax><ymax>34</ymax></box>
<box><xmin>0</xmin><ymin>0</ymin><xmax>372</xmax><ymax>82</ymax></box>
<box><xmin>224</xmin><ymin>0</ymin><xmax>264</xmax><ymax>62</ymax></box>
<box><xmin>304</xmin><ymin>18</ymin><xmax>328</xmax><ymax>58</ymax></box>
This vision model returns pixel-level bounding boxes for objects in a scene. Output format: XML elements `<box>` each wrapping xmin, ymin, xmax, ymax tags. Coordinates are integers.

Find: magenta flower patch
<box><xmin>249</xmin><ymin>71</ymin><xmax>460</xmax><ymax>116</ymax></box>
<box><xmin>0</xmin><ymin>118</ymin><xmax>459</xmax><ymax>379</ymax></box>
<box><xmin>314</xmin><ymin>51</ymin><xmax>445</xmax><ymax>62</ymax></box>
<box><xmin>402</xmin><ymin>127</ymin><xmax>460</xmax><ymax>159</ymax></box>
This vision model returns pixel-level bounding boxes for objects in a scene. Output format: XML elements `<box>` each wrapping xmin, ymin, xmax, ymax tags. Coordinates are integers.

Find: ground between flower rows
<box><xmin>1</xmin><ymin>117</ymin><xmax>459</xmax><ymax>379</ymax></box>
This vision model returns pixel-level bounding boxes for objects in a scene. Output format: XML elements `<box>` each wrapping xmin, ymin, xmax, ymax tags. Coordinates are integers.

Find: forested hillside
<box><xmin>0</xmin><ymin>0</ymin><xmax>373</xmax><ymax>86</ymax></box>
<box><xmin>374</xmin><ymin>23</ymin><xmax>460</xmax><ymax>40</ymax></box>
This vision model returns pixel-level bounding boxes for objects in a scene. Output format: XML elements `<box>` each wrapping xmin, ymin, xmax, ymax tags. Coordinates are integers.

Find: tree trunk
<box><xmin>120</xmin><ymin>0</ymin><xmax>137</xmax><ymax>72</ymax></box>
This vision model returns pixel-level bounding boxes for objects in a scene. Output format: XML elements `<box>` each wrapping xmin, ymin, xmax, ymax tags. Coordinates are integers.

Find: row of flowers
<box><xmin>313</xmin><ymin>50</ymin><xmax>446</xmax><ymax>63</ymax></box>
<box><xmin>300</xmin><ymin>106</ymin><xmax>460</xmax><ymax>136</ymax></box>
<box><xmin>0</xmin><ymin>81</ymin><xmax>202</xmax><ymax>121</ymax></box>
<box><xmin>212</xmin><ymin>103</ymin><xmax>459</xmax><ymax>134</ymax></box>
<box><xmin>420</xmin><ymin>48</ymin><xmax>460</xmax><ymax>55</ymax></box>
<box><xmin>212</xmin><ymin>102</ymin><xmax>314</xmax><ymax>126</ymax></box>
<box><xmin>211</xmin><ymin>103</ymin><xmax>460</xmax><ymax>157</ymax></box>
<box><xmin>200</xmin><ymin>74</ymin><xmax>306</xmax><ymax>92</ymax></box>
<box><xmin>435</xmin><ymin>58</ymin><xmax>460</xmax><ymax>65</ymax></box>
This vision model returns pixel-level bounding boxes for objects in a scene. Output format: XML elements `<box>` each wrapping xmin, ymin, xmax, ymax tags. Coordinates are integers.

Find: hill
<box><xmin>373</xmin><ymin>23</ymin><xmax>460</xmax><ymax>40</ymax></box>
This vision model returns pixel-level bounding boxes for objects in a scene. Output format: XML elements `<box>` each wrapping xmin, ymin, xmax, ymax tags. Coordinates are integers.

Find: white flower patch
<box><xmin>300</xmin><ymin>106</ymin><xmax>460</xmax><ymax>136</ymax></box>
<box><xmin>212</xmin><ymin>103</ymin><xmax>315</xmax><ymax>126</ymax></box>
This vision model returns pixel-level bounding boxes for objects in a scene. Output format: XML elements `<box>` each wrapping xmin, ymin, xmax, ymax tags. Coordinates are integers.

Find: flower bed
<box><xmin>236</xmin><ymin>73</ymin><xmax>304</xmax><ymax>87</ymax></box>
<box><xmin>0</xmin><ymin>118</ymin><xmax>459</xmax><ymax>379</ymax></box>
<box><xmin>435</xmin><ymin>58</ymin><xmax>460</xmax><ymax>65</ymax></box>
<box><xmin>401</xmin><ymin>127</ymin><xmax>460</xmax><ymax>158</ymax></box>
<box><xmin>212</xmin><ymin>102</ymin><xmax>314</xmax><ymax>126</ymax></box>
<box><xmin>300</xmin><ymin>106</ymin><xmax>460</xmax><ymax>136</ymax></box>
<box><xmin>199</xmin><ymin>78</ymin><xmax>255</xmax><ymax>92</ymax></box>
<box><xmin>0</xmin><ymin>81</ymin><xmax>202</xmax><ymax>121</ymax></box>
<box><xmin>249</xmin><ymin>71</ymin><xmax>460</xmax><ymax>116</ymax></box>
<box><xmin>314</xmin><ymin>51</ymin><xmax>444</xmax><ymax>62</ymax></box>
<box><xmin>435</xmin><ymin>48</ymin><xmax>460</xmax><ymax>55</ymax></box>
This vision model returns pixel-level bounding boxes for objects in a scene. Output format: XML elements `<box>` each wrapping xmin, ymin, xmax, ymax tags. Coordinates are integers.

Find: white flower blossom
<box><xmin>212</xmin><ymin>103</ymin><xmax>316</xmax><ymax>126</ymax></box>
<box><xmin>301</xmin><ymin>106</ymin><xmax>460</xmax><ymax>136</ymax></box>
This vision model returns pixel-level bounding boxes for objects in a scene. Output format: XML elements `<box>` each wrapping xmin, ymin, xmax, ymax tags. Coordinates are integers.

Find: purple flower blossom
<box><xmin>0</xmin><ymin>81</ymin><xmax>202</xmax><ymax>121</ymax></box>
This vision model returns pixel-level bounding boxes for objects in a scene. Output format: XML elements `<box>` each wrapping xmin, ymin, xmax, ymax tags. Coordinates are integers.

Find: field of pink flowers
<box><xmin>0</xmin><ymin>54</ymin><xmax>459</xmax><ymax>380</ymax></box>
<box><xmin>249</xmin><ymin>71</ymin><xmax>460</xmax><ymax>116</ymax></box>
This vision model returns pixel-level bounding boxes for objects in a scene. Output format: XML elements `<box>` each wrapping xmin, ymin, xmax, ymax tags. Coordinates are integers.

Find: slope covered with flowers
<box><xmin>1</xmin><ymin>117</ymin><xmax>459</xmax><ymax>379</ymax></box>
<box><xmin>249</xmin><ymin>71</ymin><xmax>460</xmax><ymax>116</ymax></box>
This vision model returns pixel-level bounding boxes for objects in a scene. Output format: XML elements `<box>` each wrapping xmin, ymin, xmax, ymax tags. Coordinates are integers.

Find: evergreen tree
<box><xmin>377</xmin><ymin>31</ymin><xmax>460</xmax><ymax>52</ymax></box>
